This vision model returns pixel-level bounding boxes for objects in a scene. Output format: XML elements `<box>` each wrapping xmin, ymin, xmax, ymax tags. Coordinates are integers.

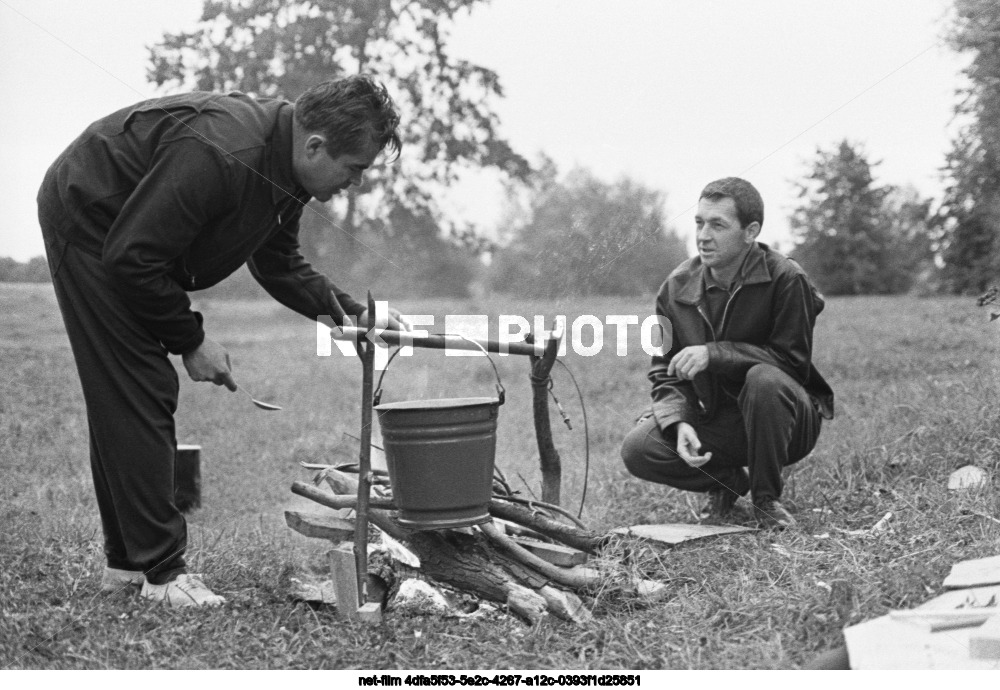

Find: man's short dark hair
<box><xmin>699</xmin><ymin>177</ymin><xmax>764</xmax><ymax>229</ymax></box>
<box><xmin>295</xmin><ymin>75</ymin><xmax>402</xmax><ymax>160</ymax></box>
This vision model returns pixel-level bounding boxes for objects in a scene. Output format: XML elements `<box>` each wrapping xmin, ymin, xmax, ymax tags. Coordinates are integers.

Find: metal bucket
<box><xmin>373</xmin><ymin>336</ymin><xmax>505</xmax><ymax>530</ymax></box>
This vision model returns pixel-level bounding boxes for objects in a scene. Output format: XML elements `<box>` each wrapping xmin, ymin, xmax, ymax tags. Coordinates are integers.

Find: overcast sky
<box><xmin>0</xmin><ymin>0</ymin><xmax>968</xmax><ymax>261</ymax></box>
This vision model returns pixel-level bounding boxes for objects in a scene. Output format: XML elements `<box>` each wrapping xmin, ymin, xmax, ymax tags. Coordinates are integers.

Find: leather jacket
<box><xmin>649</xmin><ymin>242</ymin><xmax>834</xmax><ymax>431</ymax></box>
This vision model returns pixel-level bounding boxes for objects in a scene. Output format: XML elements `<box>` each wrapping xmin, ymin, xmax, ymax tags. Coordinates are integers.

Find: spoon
<box><xmin>238</xmin><ymin>386</ymin><xmax>282</xmax><ymax>411</ymax></box>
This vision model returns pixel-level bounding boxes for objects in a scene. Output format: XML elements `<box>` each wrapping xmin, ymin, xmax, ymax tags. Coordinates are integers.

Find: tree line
<box><xmin>0</xmin><ymin>257</ymin><xmax>49</xmax><ymax>283</ymax></box>
<box><xmin>4</xmin><ymin>0</ymin><xmax>997</xmax><ymax>297</ymax></box>
<box><xmin>789</xmin><ymin>0</ymin><xmax>1000</xmax><ymax>297</ymax></box>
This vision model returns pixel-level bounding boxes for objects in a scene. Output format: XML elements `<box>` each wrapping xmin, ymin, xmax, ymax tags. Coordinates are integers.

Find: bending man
<box><xmin>38</xmin><ymin>76</ymin><xmax>407</xmax><ymax>606</ymax></box>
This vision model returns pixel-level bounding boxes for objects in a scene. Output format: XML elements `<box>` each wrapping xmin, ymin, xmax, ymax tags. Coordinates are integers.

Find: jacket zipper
<box><xmin>695</xmin><ymin>305</ymin><xmax>714</xmax><ymax>414</ymax></box>
<box><xmin>718</xmin><ymin>284</ymin><xmax>742</xmax><ymax>339</ymax></box>
<box><xmin>695</xmin><ymin>284</ymin><xmax>742</xmax><ymax>413</ymax></box>
<box><xmin>697</xmin><ymin>305</ymin><xmax>716</xmax><ymax>341</ymax></box>
<box><xmin>696</xmin><ymin>284</ymin><xmax>742</xmax><ymax>342</ymax></box>
<box><xmin>182</xmin><ymin>208</ymin><xmax>283</xmax><ymax>291</ymax></box>
<box><xmin>179</xmin><ymin>257</ymin><xmax>197</xmax><ymax>289</ymax></box>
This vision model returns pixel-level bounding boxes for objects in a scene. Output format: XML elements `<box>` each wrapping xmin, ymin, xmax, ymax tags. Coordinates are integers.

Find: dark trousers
<box><xmin>620</xmin><ymin>364</ymin><xmax>821</xmax><ymax>502</ymax></box>
<box><xmin>42</xmin><ymin>229</ymin><xmax>187</xmax><ymax>584</ymax></box>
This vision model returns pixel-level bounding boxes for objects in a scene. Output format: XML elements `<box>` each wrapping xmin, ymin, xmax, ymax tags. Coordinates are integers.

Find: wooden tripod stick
<box><xmin>354</xmin><ymin>291</ymin><xmax>377</xmax><ymax>607</ymax></box>
<box><xmin>528</xmin><ymin>322</ymin><xmax>564</xmax><ymax>505</ymax></box>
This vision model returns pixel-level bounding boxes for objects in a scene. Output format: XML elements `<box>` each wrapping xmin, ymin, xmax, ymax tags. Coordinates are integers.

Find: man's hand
<box><xmin>182</xmin><ymin>337</ymin><xmax>237</xmax><ymax>391</ymax></box>
<box><xmin>667</xmin><ymin>345</ymin><xmax>709</xmax><ymax>380</ymax></box>
<box><xmin>358</xmin><ymin>306</ymin><xmax>412</xmax><ymax>332</ymax></box>
<box><xmin>674</xmin><ymin>421</ymin><xmax>712</xmax><ymax>468</ymax></box>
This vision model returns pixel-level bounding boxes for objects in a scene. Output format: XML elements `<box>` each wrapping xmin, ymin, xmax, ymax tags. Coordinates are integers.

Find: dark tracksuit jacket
<box><xmin>37</xmin><ymin>91</ymin><xmax>359</xmax><ymax>581</ymax></box>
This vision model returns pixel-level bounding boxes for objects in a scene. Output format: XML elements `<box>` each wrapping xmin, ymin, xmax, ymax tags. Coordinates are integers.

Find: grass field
<box><xmin>1</xmin><ymin>282</ymin><xmax>999</xmax><ymax>669</ymax></box>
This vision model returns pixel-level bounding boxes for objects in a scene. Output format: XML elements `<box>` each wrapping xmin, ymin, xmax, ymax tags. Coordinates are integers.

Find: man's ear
<box><xmin>304</xmin><ymin>134</ymin><xmax>327</xmax><ymax>159</ymax></box>
<box><xmin>744</xmin><ymin>221</ymin><xmax>761</xmax><ymax>244</ymax></box>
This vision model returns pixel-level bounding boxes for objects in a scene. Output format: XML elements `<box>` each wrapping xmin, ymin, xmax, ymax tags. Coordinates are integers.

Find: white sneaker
<box><xmin>140</xmin><ymin>573</ymin><xmax>226</xmax><ymax>607</ymax></box>
<box><xmin>101</xmin><ymin>566</ymin><xmax>145</xmax><ymax>592</ymax></box>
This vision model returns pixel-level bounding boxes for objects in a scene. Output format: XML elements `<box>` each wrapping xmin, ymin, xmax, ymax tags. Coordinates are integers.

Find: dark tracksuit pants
<box><xmin>621</xmin><ymin>363</ymin><xmax>821</xmax><ymax>504</ymax></box>
<box><xmin>42</xmin><ymin>226</ymin><xmax>187</xmax><ymax>585</ymax></box>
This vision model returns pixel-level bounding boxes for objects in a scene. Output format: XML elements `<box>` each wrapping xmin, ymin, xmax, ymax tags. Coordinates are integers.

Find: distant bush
<box><xmin>790</xmin><ymin>141</ymin><xmax>936</xmax><ymax>296</ymax></box>
<box><xmin>195</xmin><ymin>199</ymin><xmax>484</xmax><ymax>301</ymax></box>
<box><xmin>0</xmin><ymin>256</ymin><xmax>51</xmax><ymax>283</ymax></box>
<box><xmin>488</xmin><ymin>162</ymin><xmax>689</xmax><ymax>298</ymax></box>
<box><xmin>296</xmin><ymin>201</ymin><xmax>482</xmax><ymax>300</ymax></box>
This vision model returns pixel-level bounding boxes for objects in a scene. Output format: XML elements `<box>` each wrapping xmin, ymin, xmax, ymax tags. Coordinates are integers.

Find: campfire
<box><xmin>285</xmin><ymin>296</ymin><xmax>707</xmax><ymax>624</ymax></box>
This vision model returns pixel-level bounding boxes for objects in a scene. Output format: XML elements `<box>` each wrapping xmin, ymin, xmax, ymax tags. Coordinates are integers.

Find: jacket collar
<box><xmin>675</xmin><ymin>241</ymin><xmax>773</xmax><ymax>305</ymax></box>
<box><xmin>268</xmin><ymin>104</ymin><xmax>310</xmax><ymax>206</ymax></box>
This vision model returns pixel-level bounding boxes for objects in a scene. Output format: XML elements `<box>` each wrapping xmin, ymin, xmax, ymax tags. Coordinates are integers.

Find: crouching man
<box><xmin>620</xmin><ymin>177</ymin><xmax>834</xmax><ymax>528</ymax></box>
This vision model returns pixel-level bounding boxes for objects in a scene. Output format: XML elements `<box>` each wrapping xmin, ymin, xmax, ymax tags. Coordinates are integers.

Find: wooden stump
<box><xmin>174</xmin><ymin>444</ymin><xmax>202</xmax><ymax>514</ymax></box>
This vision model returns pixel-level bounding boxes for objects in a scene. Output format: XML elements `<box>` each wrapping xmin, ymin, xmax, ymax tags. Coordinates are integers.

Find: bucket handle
<box><xmin>373</xmin><ymin>332</ymin><xmax>506</xmax><ymax>407</ymax></box>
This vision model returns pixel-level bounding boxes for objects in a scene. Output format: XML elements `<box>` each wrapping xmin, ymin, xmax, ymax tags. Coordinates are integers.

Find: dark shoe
<box><xmin>698</xmin><ymin>469</ymin><xmax>750</xmax><ymax>521</ymax></box>
<box><xmin>754</xmin><ymin>498</ymin><xmax>797</xmax><ymax>529</ymax></box>
<box><xmin>699</xmin><ymin>488</ymin><xmax>740</xmax><ymax>521</ymax></box>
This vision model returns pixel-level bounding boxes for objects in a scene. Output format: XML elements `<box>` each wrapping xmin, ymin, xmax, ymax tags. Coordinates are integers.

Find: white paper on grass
<box><xmin>610</xmin><ymin>523</ymin><xmax>754</xmax><ymax>545</ymax></box>
<box><xmin>944</xmin><ymin>555</ymin><xmax>1000</xmax><ymax>589</ymax></box>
